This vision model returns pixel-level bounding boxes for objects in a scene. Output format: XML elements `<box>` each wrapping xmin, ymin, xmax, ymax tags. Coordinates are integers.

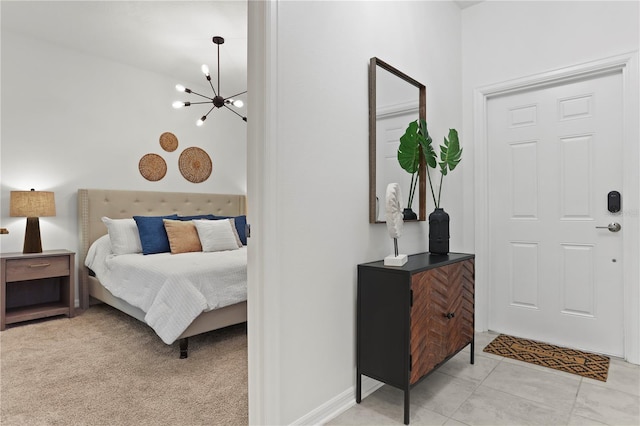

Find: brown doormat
<box><xmin>483</xmin><ymin>334</ymin><xmax>610</xmax><ymax>382</ymax></box>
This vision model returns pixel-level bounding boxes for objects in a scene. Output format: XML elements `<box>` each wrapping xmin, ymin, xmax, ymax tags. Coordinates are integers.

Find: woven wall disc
<box><xmin>159</xmin><ymin>132</ymin><xmax>178</xmax><ymax>152</ymax></box>
<box><xmin>139</xmin><ymin>153</ymin><xmax>167</xmax><ymax>181</ymax></box>
<box><xmin>179</xmin><ymin>147</ymin><xmax>212</xmax><ymax>183</ymax></box>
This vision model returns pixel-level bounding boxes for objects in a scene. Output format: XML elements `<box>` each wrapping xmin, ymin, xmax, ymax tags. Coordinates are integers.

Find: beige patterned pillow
<box><xmin>163</xmin><ymin>219</ymin><xmax>202</xmax><ymax>254</ymax></box>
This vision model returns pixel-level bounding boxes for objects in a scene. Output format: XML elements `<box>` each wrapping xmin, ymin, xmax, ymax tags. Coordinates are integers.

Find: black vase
<box><xmin>403</xmin><ymin>208</ymin><xmax>418</xmax><ymax>221</ymax></box>
<box><xmin>429</xmin><ymin>208</ymin><xmax>450</xmax><ymax>254</ymax></box>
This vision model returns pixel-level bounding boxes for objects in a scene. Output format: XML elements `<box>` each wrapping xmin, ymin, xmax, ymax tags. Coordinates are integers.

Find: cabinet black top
<box><xmin>358</xmin><ymin>252</ymin><xmax>474</xmax><ymax>275</ymax></box>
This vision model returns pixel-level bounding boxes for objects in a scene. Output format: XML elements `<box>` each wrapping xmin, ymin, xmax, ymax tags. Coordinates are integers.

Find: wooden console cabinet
<box><xmin>1</xmin><ymin>250</ymin><xmax>75</xmax><ymax>330</ymax></box>
<box><xmin>356</xmin><ymin>252</ymin><xmax>475</xmax><ymax>425</ymax></box>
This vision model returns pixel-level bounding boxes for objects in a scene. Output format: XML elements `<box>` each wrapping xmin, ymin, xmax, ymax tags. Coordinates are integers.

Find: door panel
<box><xmin>488</xmin><ymin>71</ymin><xmax>624</xmax><ymax>356</ymax></box>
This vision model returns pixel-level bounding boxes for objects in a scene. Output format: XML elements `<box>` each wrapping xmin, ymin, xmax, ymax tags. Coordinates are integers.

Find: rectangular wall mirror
<box><xmin>369</xmin><ymin>57</ymin><xmax>426</xmax><ymax>223</ymax></box>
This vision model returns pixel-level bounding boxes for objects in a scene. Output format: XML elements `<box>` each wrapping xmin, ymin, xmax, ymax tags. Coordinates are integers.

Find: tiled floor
<box><xmin>327</xmin><ymin>332</ymin><xmax>640</xmax><ymax>426</ymax></box>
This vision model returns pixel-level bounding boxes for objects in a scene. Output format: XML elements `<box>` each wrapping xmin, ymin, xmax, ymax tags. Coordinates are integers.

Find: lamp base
<box><xmin>384</xmin><ymin>254</ymin><xmax>408</xmax><ymax>267</ymax></box>
<box><xmin>23</xmin><ymin>217</ymin><xmax>43</xmax><ymax>253</ymax></box>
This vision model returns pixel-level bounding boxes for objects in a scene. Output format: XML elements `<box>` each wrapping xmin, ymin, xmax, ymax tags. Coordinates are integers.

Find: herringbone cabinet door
<box><xmin>409</xmin><ymin>260</ymin><xmax>474</xmax><ymax>384</ymax></box>
<box><xmin>447</xmin><ymin>260</ymin><xmax>475</xmax><ymax>355</ymax></box>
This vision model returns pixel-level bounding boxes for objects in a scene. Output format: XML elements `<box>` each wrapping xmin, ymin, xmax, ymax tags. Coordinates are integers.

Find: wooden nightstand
<box><xmin>1</xmin><ymin>250</ymin><xmax>75</xmax><ymax>330</ymax></box>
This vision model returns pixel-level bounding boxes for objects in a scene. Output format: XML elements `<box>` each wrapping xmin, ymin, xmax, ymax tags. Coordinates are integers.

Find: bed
<box><xmin>78</xmin><ymin>188</ymin><xmax>248</xmax><ymax>358</ymax></box>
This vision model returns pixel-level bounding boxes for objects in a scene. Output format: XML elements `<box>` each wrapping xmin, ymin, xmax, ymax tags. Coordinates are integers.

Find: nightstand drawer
<box><xmin>5</xmin><ymin>256</ymin><xmax>70</xmax><ymax>282</ymax></box>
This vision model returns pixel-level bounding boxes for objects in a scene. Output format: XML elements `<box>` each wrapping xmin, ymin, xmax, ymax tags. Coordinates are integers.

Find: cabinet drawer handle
<box><xmin>444</xmin><ymin>312</ymin><xmax>455</xmax><ymax>319</ymax></box>
<box><xmin>28</xmin><ymin>263</ymin><xmax>51</xmax><ymax>268</ymax></box>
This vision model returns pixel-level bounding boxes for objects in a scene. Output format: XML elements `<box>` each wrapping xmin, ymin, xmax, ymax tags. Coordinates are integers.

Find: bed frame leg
<box><xmin>179</xmin><ymin>338</ymin><xmax>188</xmax><ymax>359</ymax></box>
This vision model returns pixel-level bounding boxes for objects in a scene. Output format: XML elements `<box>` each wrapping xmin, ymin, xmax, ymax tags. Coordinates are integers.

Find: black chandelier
<box><xmin>173</xmin><ymin>36</ymin><xmax>247</xmax><ymax>125</ymax></box>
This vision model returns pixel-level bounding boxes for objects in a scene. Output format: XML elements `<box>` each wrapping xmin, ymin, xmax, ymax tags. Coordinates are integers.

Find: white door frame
<box><xmin>473</xmin><ymin>52</ymin><xmax>640</xmax><ymax>364</ymax></box>
<box><xmin>247</xmin><ymin>1</ymin><xmax>282</xmax><ymax>424</ymax></box>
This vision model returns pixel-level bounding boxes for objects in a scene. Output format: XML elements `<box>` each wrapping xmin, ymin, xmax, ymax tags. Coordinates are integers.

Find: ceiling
<box><xmin>1</xmin><ymin>1</ymin><xmax>248</xmax><ymax>92</ymax></box>
<box><xmin>453</xmin><ymin>1</ymin><xmax>484</xmax><ymax>9</ymax></box>
<box><xmin>2</xmin><ymin>0</ymin><xmax>481</xmax><ymax>94</ymax></box>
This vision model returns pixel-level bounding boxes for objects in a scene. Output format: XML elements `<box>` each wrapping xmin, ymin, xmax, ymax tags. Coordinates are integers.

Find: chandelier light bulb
<box><xmin>233</xmin><ymin>99</ymin><xmax>244</xmax><ymax>108</ymax></box>
<box><xmin>196</xmin><ymin>116</ymin><xmax>206</xmax><ymax>126</ymax></box>
<box><xmin>172</xmin><ymin>101</ymin><xmax>185</xmax><ymax>109</ymax></box>
<box><xmin>201</xmin><ymin>64</ymin><xmax>210</xmax><ymax>76</ymax></box>
<box><xmin>176</xmin><ymin>84</ymin><xmax>192</xmax><ymax>94</ymax></box>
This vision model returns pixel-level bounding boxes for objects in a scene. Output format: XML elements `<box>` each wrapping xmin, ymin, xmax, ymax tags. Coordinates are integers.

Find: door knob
<box><xmin>595</xmin><ymin>222</ymin><xmax>621</xmax><ymax>232</ymax></box>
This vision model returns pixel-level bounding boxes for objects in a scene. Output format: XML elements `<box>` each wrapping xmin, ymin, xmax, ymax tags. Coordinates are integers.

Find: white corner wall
<box><xmin>247</xmin><ymin>1</ymin><xmax>462</xmax><ymax>424</ymax></box>
<box><xmin>461</xmin><ymin>0</ymin><xmax>639</xmax><ymax>332</ymax></box>
<box><xmin>0</xmin><ymin>31</ymin><xmax>247</xmax><ymax>278</ymax></box>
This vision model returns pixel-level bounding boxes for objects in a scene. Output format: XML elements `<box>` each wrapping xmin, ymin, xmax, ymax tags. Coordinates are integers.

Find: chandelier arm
<box><xmin>187</xmin><ymin>101</ymin><xmax>215</xmax><ymax>105</ymax></box>
<box><xmin>189</xmin><ymin>90</ymin><xmax>214</xmax><ymax>101</ymax></box>
<box><xmin>203</xmin><ymin>105</ymin><xmax>216</xmax><ymax>119</ymax></box>
<box><xmin>224</xmin><ymin>90</ymin><xmax>248</xmax><ymax>100</ymax></box>
<box><xmin>224</xmin><ymin>104</ymin><xmax>247</xmax><ymax>121</ymax></box>
<box><xmin>208</xmin><ymin>78</ymin><xmax>218</xmax><ymax>98</ymax></box>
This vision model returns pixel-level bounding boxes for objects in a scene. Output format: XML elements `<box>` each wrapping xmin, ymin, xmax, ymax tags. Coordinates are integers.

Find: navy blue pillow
<box><xmin>177</xmin><ymin>214</ymin><xmax>216</xmax><ymax>221</ymax></box>
<box><xmin>133</xmin><ymin>214</ymin><xmax>179</xmax><ymax>254</ymax></box>
<box><xmin>213</xmin><ymin>215</ymin><xmax>247</xmax><ymax>245</ymax></box>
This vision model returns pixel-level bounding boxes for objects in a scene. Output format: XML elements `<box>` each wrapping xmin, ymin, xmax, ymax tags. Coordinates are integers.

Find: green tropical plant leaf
<box><xmin>418</xmin><ymin>119</ymin><xmax>436</xmax><ymax>169</ymax></box>
<box><xmin>439</xmin><ymin>129</ymin><xmax>462</xmax><ymax>176</ymax></box>
<box><xmin>397</xmin><ymin>120</ymin><xmax>421</xmax><ymax>174</ymax></box>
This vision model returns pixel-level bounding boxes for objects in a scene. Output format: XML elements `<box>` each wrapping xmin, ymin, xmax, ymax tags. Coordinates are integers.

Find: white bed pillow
<box><xmin>101</xmin><ymin>217</ymin><xmax>142</xmax><ymax>255</ymax></box>
<box><xmin>193</xmin><ymin>219</ymin><xmax>242</xmax><ymax>252</ymax></box>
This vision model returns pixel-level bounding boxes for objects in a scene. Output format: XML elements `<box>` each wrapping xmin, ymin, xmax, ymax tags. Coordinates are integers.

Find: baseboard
<box><xmin>289</xmin><ymin>376</ymin><xmax>383</xmax><ymax>425</ymax></box>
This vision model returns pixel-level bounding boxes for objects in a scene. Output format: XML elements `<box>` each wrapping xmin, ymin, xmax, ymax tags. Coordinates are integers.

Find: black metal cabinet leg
<box><xmin>404</xmin><ymin>389</ymin><xmax>410</xmax><ymax>424</ymax></box>
<box><xmin>356</xmin><ymin>373</ymin><xmax>362</xmax><ymax>403</ymax></box>
<box><xmin>470</xmin><ymin>336</ymin><xmax>475</xmax><ymax>365</ymax></box>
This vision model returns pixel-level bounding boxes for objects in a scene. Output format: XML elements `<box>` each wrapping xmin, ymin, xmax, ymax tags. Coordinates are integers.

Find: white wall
<box><xmin>0</xmin><ymin>31</ymin><xmax>247</xmax><ymax>298</ymax></box>
<box><xmin>461</xmin><ymin>0</ymin><xmax>639</xmax><ymax>331</ymax></box>
<box><xmin>248</xmin><ymin>1</ymin><xmax>463</xmax><ymax>424</ymax></box>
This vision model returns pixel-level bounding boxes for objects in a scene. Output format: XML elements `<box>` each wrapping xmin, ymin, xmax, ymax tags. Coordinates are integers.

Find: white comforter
<box><xmin>85</xmin><ymin>235</ymin><xmax>247</xmax><ymax>344</ymax></box>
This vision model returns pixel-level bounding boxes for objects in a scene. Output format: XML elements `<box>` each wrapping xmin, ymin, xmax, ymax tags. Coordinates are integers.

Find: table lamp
<box><xmin>10</xmin><ymin>189</ymin><xmax>56</xmax><ymax>253</ymax></box>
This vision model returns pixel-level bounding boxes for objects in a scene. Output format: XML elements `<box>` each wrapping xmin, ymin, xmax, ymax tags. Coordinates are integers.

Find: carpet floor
<box><xmin>483</xmin><ymin>334</ymin><xmax>610</xmax><ymax>382</ymax></box>
<box><xmin>0</xmin><ymin>304</ymin><xmax>248</xmax><ymax>425</ymax></box>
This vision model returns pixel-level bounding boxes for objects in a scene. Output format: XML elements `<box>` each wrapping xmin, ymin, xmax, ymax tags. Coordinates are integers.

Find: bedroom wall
<box><xmin>0</xmin><ymin>31</ymin><xmax>247</xmax><ymax>290</ymax></box>
<box><xmin>460</xmin><ymin>0</ymin><xmax>640</xmax><ymax>330</ymax></box>
<box><xmin>248</xmin><ymin>1</ymin><xmax>463</xmax><ymax>423</ymax></box>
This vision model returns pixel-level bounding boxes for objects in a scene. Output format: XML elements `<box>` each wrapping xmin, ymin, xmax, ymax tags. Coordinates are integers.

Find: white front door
<box><xmin>487</xmin><ymin>71</ymin><xmax>625</xmax><ymax>357</ymax></box>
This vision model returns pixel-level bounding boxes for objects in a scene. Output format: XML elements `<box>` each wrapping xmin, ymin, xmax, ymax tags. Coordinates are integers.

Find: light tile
<box><xmin>410</xmin><ymin>371</ymin><xmax>477</xmax><ymax>417</ymax></box>
<box><xmin>325</xmin><ymin>402</ymin><xmax>401</xmax><ymax>425</ymax></box>
<box><xmin>480</xmin><ymin>360</ymin><xmax>580</xmax><ymax>413</ymax></box>
<box><xmin>406</xmin><ymin>404</ymin><xmax>450</xmax><ymax>426</ymax></box>
<box><xmin>472</xmin><ymin>331</ymin><xmax>504</xmax><ymax>361</ymax></box>
<box><xmin>437</xmin><ymin>350</ymin><xmax>500</xmax><ymax>385</ymax></box>
<box><xmin>582</xmin><ymin>357</ymin><xmax>640</xmax><ymax>397</ymax></box>
<box><xmin>452</xmin><ymin>385</ymin><xmax>570</xmax><ymax>425</ymax></box>
<box><xmin>573</xmin><ymin>381</ymin><xmax>640</xmax><ymax>425</ymax></box>
<box><xmin>332</xmin><ymin>331</ymin><xmax>639</xmax><ymax>425</ymax></box>
<box><xmin>329</xmin><ymin>385</ymin><xmax>449</xmax><ymax>426</ymax></box>
<box><xmin>566</xmin><ymin>413</ymin><xmax>607</xmax><ymax>425</ymax></box>
<box><xmin>442</xmin><ymin>419</ymin><xmax>468</xmax><ymax>426</ymax></box>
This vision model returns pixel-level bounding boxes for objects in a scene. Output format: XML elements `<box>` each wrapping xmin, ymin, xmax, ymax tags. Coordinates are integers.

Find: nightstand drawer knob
<box><xmin>444</xmin><ymin>312</ymin><xmax>455</xmax><ymax>319</ymax></box>
<box><xmin>29</xmin><ymin>263</ymin><xmax>51</xmax><ymax>268</ymax></box>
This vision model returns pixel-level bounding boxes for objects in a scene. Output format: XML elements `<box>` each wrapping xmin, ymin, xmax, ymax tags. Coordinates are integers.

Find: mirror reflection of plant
<box><xmin>398</xmin><ymin>120</ymin><xmax>432</xmax><ymax>211</ymax></box>
<box><xmin>398</xmin><ymin>119</ymin><xmax>462</xmax><ymax>210</ymax></box>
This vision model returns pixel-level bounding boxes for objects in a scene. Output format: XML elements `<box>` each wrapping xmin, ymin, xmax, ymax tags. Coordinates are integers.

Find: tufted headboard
<box><xmin>77</xmin><ymin>188</ymin><xmax>246</xmax><ymax>308</ymax></box>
